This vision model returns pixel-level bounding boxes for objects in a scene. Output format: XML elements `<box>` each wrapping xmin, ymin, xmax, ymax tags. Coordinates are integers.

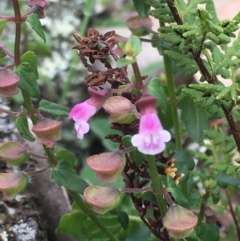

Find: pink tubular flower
<box><xmin>69</xmin><ymin>87</ymin><xmax>111</xmax><ymax>139</ymax></box>
<box><xmin>131</xmin><ymin>95</ymin><xmax>171</xmax><ymax>155</ymax></box>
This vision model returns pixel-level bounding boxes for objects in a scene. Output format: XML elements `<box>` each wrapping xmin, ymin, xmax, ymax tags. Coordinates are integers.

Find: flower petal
<box><xmin>69</xmin><ymin>102</ymin><xmax>96</xmax><ymax>121</ymax></box>
<box><xmin>75</xmin><ymin>120</ymin><xmax>90</xmax><ymax>139</ymax></box>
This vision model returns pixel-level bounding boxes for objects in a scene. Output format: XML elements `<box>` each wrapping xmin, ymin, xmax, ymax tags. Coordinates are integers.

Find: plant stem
<box><xmin>225</xmin><ymin>189</ymin><xmax>240</xmax><ymax>241</ymax></box>
<box><xmin>163</xmin><ymin>55</ymin><xmax>182</xmax><ymax>150</ymax></box>
<box><xmin>59</xmin><ymin>0</ymin><xmax>95</xmax><ymax>106</ymax></box>
<box><xmin>132</xmin><ymin>61</ymin><xmax>143</xmax><ymax>94</ymax></box>
<box><xmin>68</xmin><ymin>190</ymin><xmax>119</xmax><ymax>241</ymax></box>
<box><xmin>12</xmin><ymin>0</ymin><xmax>21</xmax><ymax>65</ymax></box>
<box><xmin>146</xmin><ymin>155</ymin><xmax>167</xmax><ymax>217</ymax></box>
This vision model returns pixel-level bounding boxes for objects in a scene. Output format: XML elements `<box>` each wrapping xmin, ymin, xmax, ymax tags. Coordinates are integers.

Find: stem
<box><xmin>197</xmin><ymin>192</ymin><xmax>209</xmax><ymax>225</ymax></box>
<box><xmin>0</xmin><ymin>107</ymin><xmax>28</xmax><ymax>116</ymax></box>
<box><xmin>225</xmin><ymin>190</ymin><xmax>240</xmax><ymax>241</ymax></box>
<box><xmin>163</xmin><ymin>55</ymin><xmax>182</xmax><ymax>150</ymax></box>
<box><xmin>166</xmin><ymin>0</ymin><xmax>240</xmax><ymax>152</ymax></box>
<box><xmin>68</xmin><ymin>190</ymin><xmax>119</xmax><ymax>241</ymax></box>
<box><xmin>12</xmin><ymin>0</ymin><xmax>21</xmax><ymax>65</ymax></box>
<box><xmin>59</xmin><ymin>0</ymin><xmax>95</xmax><ymax>106</ymax></box>
<box><xmin>146</xmin><ymin>155</ymin><xmax>167</xmax><ymax>217</ymax></box>
<box><xmin>121</xmin><ymin>187</ymin><xmax>153</xmax><ymax>193</ymax></box>
<box><xmin>132</xmin><ymin>62</ymin><xmax>143</xmax><ymax>93</ymax></box>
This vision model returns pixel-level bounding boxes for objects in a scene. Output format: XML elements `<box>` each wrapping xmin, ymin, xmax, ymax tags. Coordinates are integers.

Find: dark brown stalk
<box><xmin>166</xmin><ymin>0</ymin><xmax>240</xmax><ymax>152</ymax></box>
<box><xmin>12</xmin><ymin>0</ymin><xmax>22</xmax><ymax>65</ymax></box>
<box><xmin>225</xmin><ymin>190</ymin><xmax>240</xmax><ymax>241</ymax></box>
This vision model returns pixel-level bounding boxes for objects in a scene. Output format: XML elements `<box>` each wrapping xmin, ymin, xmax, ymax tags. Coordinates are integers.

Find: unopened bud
<box><xmin>84</xmin><ymin>186</ymin><xmax>123</xmax><ymax>214</ymax></box>
<box><xmin>32</xmin><ymin>118</ymin><xmax>62</xmax><ymax>149</ymax></box>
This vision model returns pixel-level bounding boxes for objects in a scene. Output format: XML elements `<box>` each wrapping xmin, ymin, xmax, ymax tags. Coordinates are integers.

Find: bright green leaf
<box><xmin>21</xmin><ymin>51</ymin><xmax>39</xmax><ymax>78</ymax></box>
<box><xmin>56</xmin><ymin>149</ymin><xmax>77</xmax><ymax>168</ymax></box>
<box><xmin>39</xmin><ymin>99</ymin><xmax>70</xmax><ymax>117</ymax></box>
<box><xmin>132</xmin><ymin>0</ymin><xmax>150</xmax><ymax>18</ymax></box>
<box><xmin>128</xmin><ymin>35</ymin><xmax>142</xmax><ymax>56</ymax></box>
<box><xmin>51</xmin><ymin>161</ymin><xmax>88</xmax><ymax>194</ymax></box>
<box><xmin>14</xmin><ymin>62</ymin><xmax>40</xmax><ymax>98</ymax></box>
<box><xmin>16</xmin><ymin>115</ymin><xmax>35</xmax><ymax>142</ymax></box>
<box><xmin>27</xmin><ymin>13</ymin><xmax>46</xmax><ymax>42</ymax></box>
<box><xmin>117</xmin><ymin>58</ymin><xmax>134</xmax><ymax>68</ymax></box>
<box><xmin>0</xmin><ymin>19</ymin><xmax>8</xmax><ymax>35</ymax></box>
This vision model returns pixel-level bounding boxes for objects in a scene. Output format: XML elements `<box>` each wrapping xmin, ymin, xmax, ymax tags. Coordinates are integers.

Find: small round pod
<box><xmin>163</xmin><ymin>204</ymin><xmax>198</xmax><ymax>239</ymax></box>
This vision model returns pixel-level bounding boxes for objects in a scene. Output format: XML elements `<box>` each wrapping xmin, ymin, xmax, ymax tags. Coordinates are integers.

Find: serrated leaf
<box><xmin>0</xmin><ymin>19</ymin><xmax>8</xmax><ymax>35</ymax></box>
<box><xmin>27</xmin><ymin>13</ymin><xmax>46</xmax><ymax>42</ymax></box>
<box><xmin>16</xmin><ymin>115</ymin><xmax>35</xmax><ymax>142</ymax></box>
<box><xmin>14</xmin><ymin>62</ymin><xmax>40</xmax><ymax>98</ymax></box>
<box><xmin>39</xmin><ymin>99</ymin><xmax>70</xmax><ymax>117</ymax></box>
<box><xmin>21</xmin><ymin>51</ymin><xmax>39</xmax><ymax>78</ymax></box>
<box><xmin>132</xmin><ymin>0</ymin><xmax>151</xmax><ymax>18</ymax></box>
<box><xmin>178</xmin><ymin>96</ymin><xmax>210</xmax><ymax>141</ymax></box>
<box><xmin>51</xmin><ymin>160</ymin><xmax>88</xmax><ymax>194</ymax></box>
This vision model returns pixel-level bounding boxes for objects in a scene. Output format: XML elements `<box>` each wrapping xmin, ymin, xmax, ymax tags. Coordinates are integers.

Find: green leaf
<box><xmin>147</xmin><ymin>77</ymin><xmax>168</xmax><ymax>112</ymax></box>
<box><xmin>26</xmin><ymin>13</ymin><xmax>46</xmax><ymax>42</ymax></box>
<box><xmin>21</xmin><ymin>51</ymin><xmax>39</xmax><ymax>78</ymax></box>
<box><xmin>14</xmin><ymin>62</ymin><xmax>40</xmax><ymax>98</ymax></box>
<box><xmin>174</xmin><ymin>150</ymin><xmax>195</xmax><ymax>182</ymax></box>
<box><xmin>117</xmin><ymin>210</ymin><xmax>129</xmax><ymax>230</ymax></box>
<box><xmin>56</xmin><ymin>149</ymin><xmax>77</xmax><ymax>168</ymax></box>
<box><xmin>196</xmin><ymin>224</ymin><xmax>219</xmax><ymax>241</ymax></box>
<box><xmin>51</xmin><ymin>160</ymin><xmax>88</xmax><ymax>194</ymax></box>
<box><xmin>39</xmin><ymin>99</ymin><xmax>70</xmax><ymax>117</ymax></box>
<box><xmin>216</xmin><ymin>172</ymin><xmax>240</xmax><ymax>188</ymax></box>
<box><xmin>166</xmin><ymin>177</ymin><xmax>190</xmax><ymax>207</ymax></box>
<box><xmin>178</xmin><ymin>95</ymin><xmax>210</xmax><ymax>142</ymax></box>
<box><xmin>57</xmin><ymin>204</ymin><xmax>123</xmax><ymax>241</ymax></box>
<box><xmin>132</xmin><ymin>0</ymin><xmax>150</xmax><ymax>18</ymax></box>
<box><xmin>117</xmin><ymin>58</ymin><xmax>134</xmax><ymax>68</ymax></box>
<box><xmin>128</xmin><ymin>35</ymin><xmax>142</xmax><ymax>56</ymax></box>
<box><xmin>16</xmin><ymin>115</ymin><xmax>36</xmax><ymax>142</ymax></box>
<box><xmin>122</xmin><ymin>135</ymin><xmax>146</xmax><ymax>166</ymax></box>
<box><xmin>0</xmin><ymin>19</ymin><xmax>8</xmax><ymax>35</ymax></box>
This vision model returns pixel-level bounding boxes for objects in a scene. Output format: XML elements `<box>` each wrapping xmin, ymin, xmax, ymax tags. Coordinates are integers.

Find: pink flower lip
<box><xmin>131</xmin><ymin>112</ymin><xmax>171</xmax><ymax>155</ymax></box>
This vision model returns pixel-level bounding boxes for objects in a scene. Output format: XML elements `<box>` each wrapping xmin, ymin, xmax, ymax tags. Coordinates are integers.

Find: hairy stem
<box><xmin>132</xmin><ymin>62</ymin><xmax>143</xmax><ymax>94</ymax></box>
<box><xmin>146</xmin><ymin>155</ymin><xmax>167</xmax><ymax>216</ymax></box>
<box><xmin>163</xmin><ymin>55</ymin><xmax>182</xmax><ymax>150</ymax></box>
<box><xmin>68</xmin><ymin>190</ymin><xmax>119</xmax><ymax>241</ymax></box>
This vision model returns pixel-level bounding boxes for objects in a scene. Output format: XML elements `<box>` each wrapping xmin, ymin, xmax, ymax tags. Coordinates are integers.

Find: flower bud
<box><xmin>0</xmin><ymin>141</ymin><xmax>30</xmax><ymax>166</ymax></box>
<box><xmin>126</xmin><ymin>16</ymin><xmax>152</xmax><ymax>36</ymax></box>
<box><xmin>163</xmin><ymin>205</ymin><xmax>198</xmax><ymax>239</ymax></box>
<box><xmin>32</xmin><ymin>118</ymin><xmax>62</xmax><ymax>149</ymax></box>
<box><xmin>0</xmin><ymin>69</ymin><xmax>20</xmax><ymax>97</ymax></box>
<box><xmin>0</xmin><ymin>172</ymin><xmax>29</xmax><ymax>200</ymax></box>
<box><xmin>103</xmin><ymin>96</ymin><xmax>136</xmax><ymax>124</ymax></box>
<box><xmin>87</xmin><ymin>152</ymin><xmax>126</xmax><ymax>183</ymax></box>
<box><xmin>83</xmin><ymin>186</ymin><xmax>123</xmax><ymax>214</ymax></box>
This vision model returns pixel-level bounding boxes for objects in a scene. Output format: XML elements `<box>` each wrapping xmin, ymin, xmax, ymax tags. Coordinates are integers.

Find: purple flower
<box><xmin>69</xmin><ymin>87</ymin><xmax>111</xmax><ymax>139</ymax></box>
<box><xmin>131</xmin><ymin>95</ymin><xmax>171</xmax><ymax>155</ymax></box>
